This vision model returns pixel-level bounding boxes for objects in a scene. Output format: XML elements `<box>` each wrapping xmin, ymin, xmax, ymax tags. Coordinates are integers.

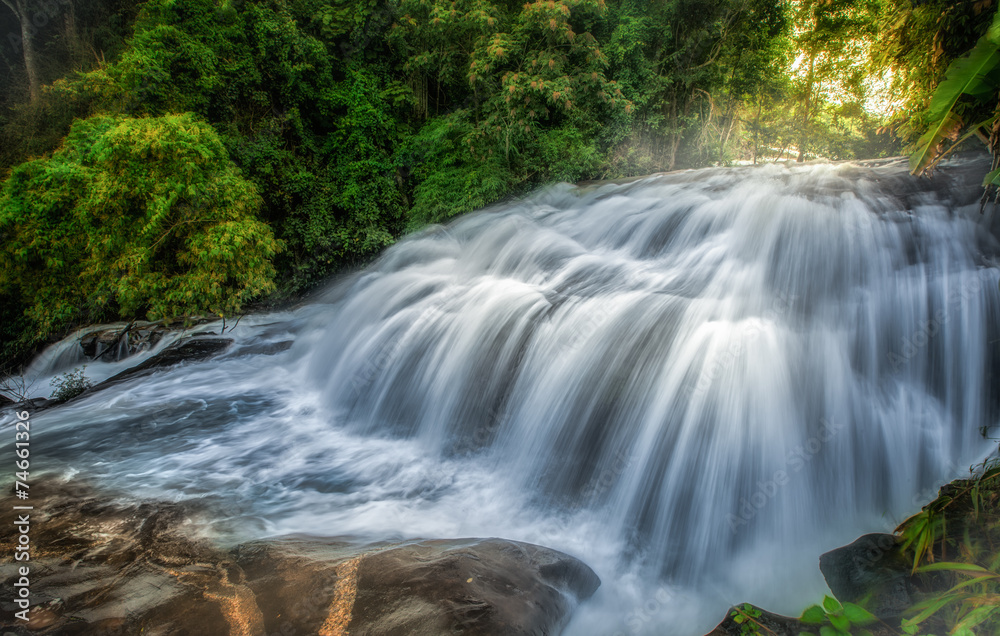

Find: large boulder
<box><xmin>818</xmin><ymin>533</ymin><xmax>913</xmax><ymax>618</ymax></box>
<box><xmin>235</xmin><ymin>536</ymin><xmax>600</xmax><ymax>636</ymax></box>
<box><xmin>0</xmin><ymin>481</ymin><xmax>599</xmax><ymax>635</ymax></box>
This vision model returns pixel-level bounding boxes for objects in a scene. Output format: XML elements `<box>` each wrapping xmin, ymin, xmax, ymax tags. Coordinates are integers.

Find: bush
<box><xmin>49</xmin><ymin>367</ymin><xmax>93</xmax><ymax>403</ymax></box>
<box><xmin>404</xmin><ymin>113</ymin><xmax>515</xmax><ymax>230</ymax></box>
<box><xmin>0</xmin><ymin>113</ymin><xmax>282</xmax><ymax>338</ymax></box>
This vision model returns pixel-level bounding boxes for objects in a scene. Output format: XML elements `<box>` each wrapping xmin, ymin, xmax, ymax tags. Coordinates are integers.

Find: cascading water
<box><xmin>9</xmin><ymin>159</ymin><xmax>1000</xmax><ymax>635</ymax></box>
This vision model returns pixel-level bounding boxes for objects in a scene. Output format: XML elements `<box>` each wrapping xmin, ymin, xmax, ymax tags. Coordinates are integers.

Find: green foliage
<box><xmin>798</xmin><ymin>596</ymin><xmax>877</xmax><ymax>636</ymax></box>
<box><xmin>789</xmin><ymin>461</ymin><xmax>1000</xmax><ymax>636</ymax></box>
<box><xmin>729</xmin><ymin>603</ymin><xmax>763</xmax><ymax>635</ymax></box>
<box><xmin>392</xmin><ymin>0</ymin><xmax>626</xmax><ymax>229</ymax></box>
<box><xmin>49</xmin><ymin>367</ymin><xmax>92</xmax><ymax>403</ymax></box>
<box><xmin>0</xmin><ymin>0</ymin><xmax>140</xmax><ymax>140</ymax></box>
<box><xmin>0</xmin><ymin>0</ymin><xmax>944</xmax><ymax>366</ymax></box>
<box><xmin>404</xmin><ymin>113</ymin><xmax>515</xmax><ymax>229</ymax></box>
<box><xmin>0</xmin><ymin>113</ymin><xmax>281</xmax><ymax>337</ymax></box>
<box><xmin>280</xmin><ymin>65</ymin><xmax>407</xmax><ymax>285</ymax></box>
<box><xmin>876</xmin><ymin>0</ymin><xmax>998</xmax><ymax>130</ymax></box>
<box><xmin>45</xmin><ymin>0</ymin><xmax>410</xmax><ymax>291</ymax></box>
<box><xmin>599</xmin><ymin>0</ymin><xmax>795</xmax><ymax>170</ymax></box>
<box><xmin>909</xmin><ymin>8</ymin><xmax>1000</xmax><ymax>176</ymax></box>
<box><xmin>527</xmin><ymin>124</ymin><xmax>603</xmax><ymax>182</ymax></box>
<box><xmin>885</xmin><ymin>461</ymin><xmax>1000</xmax><ymax>635</ymax></box>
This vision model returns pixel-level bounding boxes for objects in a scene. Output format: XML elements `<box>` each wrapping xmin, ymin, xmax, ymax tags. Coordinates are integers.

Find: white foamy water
<box><xmin>8</xmin><ymin>159</ymin><xmax>1000</xmax><ymax>635</ymax></box>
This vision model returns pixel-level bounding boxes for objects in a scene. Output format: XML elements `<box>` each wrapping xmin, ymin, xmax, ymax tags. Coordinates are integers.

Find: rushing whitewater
<box><xmin>11</xmin><ymin>159</ymin><xmax>1000</xmax><ymax>635</ymax></box>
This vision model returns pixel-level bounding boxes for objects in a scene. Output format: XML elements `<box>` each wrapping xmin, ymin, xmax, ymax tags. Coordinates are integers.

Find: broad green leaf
<box><xmin>910</xmin><ymin>12</ymin><xmax>1000</xmax><ymax>176</ymax></box>
<box><xmin>906</xmin><ymin>593</ymin><xmax>960</xmax><ymax>625</ymax></box>
<box><xmin>915</xmin><ymin>562</ymin><xmax>996</xmax><ymax>576</ymax></box>
<box><xmin>823</xmin><ymin>595</ymin><xmax>842</xmax><ymax>613</ymax></box>
<box><xmin>801</xmin><ymin>605</ymin><xmax>827</xmax><ymax>624</ymax></box>
<box><xmin>829</xmin><ymin>613</ymin><xmax>850</xmax><ymax>632</ymax></box>
<box><xmin>983</xmin><ymin>168</ymin><xmax>1000</xmax><ymax>187</ymax></box>
<box><xmin>951</xmin><ymin>605</ymin><xmax>1000</xmax><ymax>633</ymax></box>
<box><xmin>842</xmin><ymin>603</ymin><xmax>877</xmax><ymax>625</ymax></box>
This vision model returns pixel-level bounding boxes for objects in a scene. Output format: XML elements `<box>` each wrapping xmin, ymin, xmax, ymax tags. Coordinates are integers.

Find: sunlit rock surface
<box><xmin>0</xmin><ymin>482</ymin><xmax>599</xmax><ymax>635</ymax></box>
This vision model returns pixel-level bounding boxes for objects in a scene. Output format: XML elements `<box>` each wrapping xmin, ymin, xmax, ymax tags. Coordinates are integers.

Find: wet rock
<box><xmin>704</xmin><ymin>602</ymin><xmax>904</xmax><ymax>636</ymax></box>
<box><xmin>225</xmin><ymin>339</ymin><xmax>293</xmax><ymax>358</ymax></box>
<box><xmin>79</xmin><ymin>322</ymin><xmax>170</xmax><ymax>362</ymax></box>
<box><xmin>33</xmin><ymin>336</ymin><xmax>234</xmax><ymax>410</ymax></box>
<box><xmin>93</xmin><ymin>336</ymin><xmax>234</xmax><ymax>390</ymax></box>
<box><xmin>0</xmin><ymin>481</ymin><xmax>599</xmax><ymax>636</ymax></box>
<box><xmin>352</xmin><ymin>538</ymin><xmax>596</xmax><ymax>635</ymax></box>
<box><xmin>819</xmin><ymin>533</ymin><xmax>912</xmax><ymax>618</ymax></box>
<box><xmin>705</xmin><ymin>534</ymin><xmax>914</xmax><ymax>636</ymax></box>
<box><xmin>705</xmin><ymin>604</ymin><xmax>819</xmax><ymax>636</ymax></box>
<box><xmin>233</xmin><ymin>536</ymin><xmax>600</xmax><ymax>636</ymax></box>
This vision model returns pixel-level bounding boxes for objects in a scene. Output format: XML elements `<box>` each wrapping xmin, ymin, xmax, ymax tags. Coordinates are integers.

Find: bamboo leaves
<box><xmin>0</xmin><ymin>114</ymin><xmax>282</xmax><ymax>332</ymax></box>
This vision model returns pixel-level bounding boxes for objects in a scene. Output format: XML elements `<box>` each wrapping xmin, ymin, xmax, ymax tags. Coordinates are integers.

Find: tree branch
<box><xmin>0</xmin><ymin>0</ymin><xmax>21</xmax><ymax>20</ymax></box>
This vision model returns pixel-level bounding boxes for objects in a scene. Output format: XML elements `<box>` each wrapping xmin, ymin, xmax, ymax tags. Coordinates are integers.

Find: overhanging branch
<box><xmin>0</xmin><ymin>0</ymin><xmax>21</xmax><ymax>20</ymax></box>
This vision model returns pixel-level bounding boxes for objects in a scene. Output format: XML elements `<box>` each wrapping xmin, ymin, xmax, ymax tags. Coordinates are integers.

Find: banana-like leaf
<box><xmin>982</xmin><ymin>167</ymin><xmax>1000</xmax><ymax>187</ymax></box>
<box><xmin>914</xmin><ymin>561</ymin><xmax>997</xmax><ymax>575</ymax></box>
<box><xmin>910</xmin><ymin>111</ymin><xmax>963</xmax><ymax>175</ymax></box>
<box><xmin>944</xmin><ymin>574</ymin><xmax>1000</xmax><ymax>593</ymax></box>
<box><xmin>904</xmin><ymin>593</ymin><xmax>960</xmax><ymax>626</ymax></box>
<box><xmin>925</xmin><ymin>115</ymin><xmax>998</xmax><ymax>175</ymax></box>
<box><xmin>910</xmin><ymin>10</ymin><xmax>1000</xmax><ymax>175</ymax></box>
<box><xmin>952</xmin><ymin>605</ymin><xmax>1000</xmax><ymax>633</ymax></box>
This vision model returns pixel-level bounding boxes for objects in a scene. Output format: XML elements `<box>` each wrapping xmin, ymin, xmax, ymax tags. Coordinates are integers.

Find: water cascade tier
<box><xmin>12</xmin><ymin>159</ymin><xmax>1000</xmax><ymax>635</ymax></box>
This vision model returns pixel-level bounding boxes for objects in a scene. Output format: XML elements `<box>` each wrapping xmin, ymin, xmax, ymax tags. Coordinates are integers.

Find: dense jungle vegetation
<box><xmin>0</xmin><ymin>0</ymin><xmax>998</xmax><ymax>365</ymax></box>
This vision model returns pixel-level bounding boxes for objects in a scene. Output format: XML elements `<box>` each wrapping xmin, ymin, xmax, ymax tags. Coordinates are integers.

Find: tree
<box><xmin>2</xmin><ymin>0</ymin><xmax>43</xmax><ymax>101</ymax></box>
<box><xmin>791</xmin><ymin>0</ymin><xmax>880</xmax><ymax>161</ymax></box>
<box><xmin>390</xmin><ymin>0</ymin><xmax>627</xmax><ymax>224</ymax></box>
<box><xmin>0</xmin><ymin>113</ymin><xmax>282</xmax><ymax>336</ymax></box>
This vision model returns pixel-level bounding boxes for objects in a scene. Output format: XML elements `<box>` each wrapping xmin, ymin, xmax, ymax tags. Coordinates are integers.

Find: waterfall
<box><xmin>12</xmin><ymin>159</ymin><xmax>1000</xmax><ymax>635</ymax></box>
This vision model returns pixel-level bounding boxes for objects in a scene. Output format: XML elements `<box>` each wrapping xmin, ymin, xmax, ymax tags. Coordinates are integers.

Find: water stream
<box><xmin>9</xmin><ymin>159</ymin><xmax>1000</xmax><ymax>635</ymax></box>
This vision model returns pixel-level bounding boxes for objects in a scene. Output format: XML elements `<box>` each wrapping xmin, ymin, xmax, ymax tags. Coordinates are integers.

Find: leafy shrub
<box><xmin>0</xmin><ymin>113</ymin><xmax>282</xmax><ymax>336</ymax></box>
<box><xmin>798</xmin><ymin>595</ymin><xmax>878</xmax><ymax>636</ymax></box>
<box><xmin>404</xmin><ymin>113</ymin><xmax>515</xmax><ymax>230</ymax></box>
<box><xmin>525</xmin><ymin>125</ymin><xmax>604</xmax><ymax>183</ymax></box>
<box><xmin>50</xmin><ymin>367</ymin><xmax>93</xmax><ymax>403</ymax></box>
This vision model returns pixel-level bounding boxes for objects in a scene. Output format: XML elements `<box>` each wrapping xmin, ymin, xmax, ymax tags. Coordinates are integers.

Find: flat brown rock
<box><xmin>0</xmin><ymin>482</ymin><xmax>599</xmax><ymax>635</ymax></box>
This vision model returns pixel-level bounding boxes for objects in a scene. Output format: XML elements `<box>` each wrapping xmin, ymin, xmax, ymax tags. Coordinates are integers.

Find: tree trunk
<box><xmin>797</xmin><ymin>54</ymin><xmax>815</xmax><ymax>163</ymax></box>
<box><xmin>752</xmin><ymin>97</ymin><xmax>763</xmax><ymax>165</ymax></box>
<box><xmin>64</xmin><ymin>0</ymin><xmax>81</xmax><ymax>66</ymax></box>
<box><xmin>21</xmin><ymin>14</ymin><xmax>39</xmax><ymax>101</ymax></box>
<box><xmin>719</xmin><ymin>104</ymin><xmax>737</xmax><ymax>165</ymax></box>
<box><xmin>2</xmin><ymin>0</ymin><xmax>41</xmax><ymax>101</ymax></box>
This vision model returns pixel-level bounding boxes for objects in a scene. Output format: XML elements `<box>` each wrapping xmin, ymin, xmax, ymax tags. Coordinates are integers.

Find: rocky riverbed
<box><xmin>0</xmin><ymin>480</ymin><xmax>600</xmax><ymax>635</ymax></box>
